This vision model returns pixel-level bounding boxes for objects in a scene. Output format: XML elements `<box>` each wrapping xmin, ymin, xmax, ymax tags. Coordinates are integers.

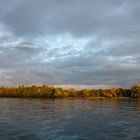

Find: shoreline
<box><xmin>0</xmin><ymin>84</ymin><xmax>140</xmax><ymax>98</ymax></box>
<box><xmin>0</xmin><ymin>96</ymin><xmax>131</xmax><ymax>99</ymax></box>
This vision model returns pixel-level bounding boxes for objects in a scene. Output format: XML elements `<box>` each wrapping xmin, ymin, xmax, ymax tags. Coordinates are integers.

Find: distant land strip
<box><xmin>0</xmin><ymin>84</ymin><xmax>140</xmax><ymax>98</ymax></box>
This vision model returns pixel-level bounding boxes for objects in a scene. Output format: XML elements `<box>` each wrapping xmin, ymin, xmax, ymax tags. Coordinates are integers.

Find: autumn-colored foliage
<box><xmin>0</xmin><ymin>84</ymin><xmax>139</xmax><ymax>98</ymax></box>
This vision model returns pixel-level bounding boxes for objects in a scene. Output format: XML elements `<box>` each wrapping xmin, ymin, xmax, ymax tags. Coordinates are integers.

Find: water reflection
<box><xmin>0</xmin><ymin>98</ymin><xmax>140</xmax><ymax>140</ymax></box>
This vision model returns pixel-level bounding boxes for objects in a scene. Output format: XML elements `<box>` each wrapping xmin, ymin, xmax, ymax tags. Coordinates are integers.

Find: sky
<box><xmin>0</xmin><ymin>0</ymin><xmax>140</xmax><ymax>88</ymax></box>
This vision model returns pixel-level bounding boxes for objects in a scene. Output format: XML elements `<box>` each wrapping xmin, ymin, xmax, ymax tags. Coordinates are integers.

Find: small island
<box><xmin>0</xmin><ymin>84</ymin><xmax>140</xmax><ymax>98</ymax></box>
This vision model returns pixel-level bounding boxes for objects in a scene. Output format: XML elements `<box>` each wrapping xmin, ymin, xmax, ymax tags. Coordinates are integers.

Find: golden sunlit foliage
<box><xmin>0</xmin><ymin>84</ymin><xmax>139</xmax><ymax>98</ymax></box>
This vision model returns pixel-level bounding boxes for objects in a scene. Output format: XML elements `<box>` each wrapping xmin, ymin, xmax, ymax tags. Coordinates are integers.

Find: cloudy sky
<box><xmin>0</xmin><ymin>0</ymin><xmax>140</xmax><ymax>87</ymax></box>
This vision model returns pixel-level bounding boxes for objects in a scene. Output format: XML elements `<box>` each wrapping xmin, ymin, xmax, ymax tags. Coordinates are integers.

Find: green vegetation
<box><xmin>0</xmin><ymin>84</ymin><xmax>140</xmax><ymax>98</ymax></box>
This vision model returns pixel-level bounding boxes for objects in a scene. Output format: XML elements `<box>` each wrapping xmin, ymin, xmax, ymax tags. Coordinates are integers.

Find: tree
<box><xmin>131</xmin><ymin>84</ymin><xmax>140</xmax><ymax>98</ymax></box>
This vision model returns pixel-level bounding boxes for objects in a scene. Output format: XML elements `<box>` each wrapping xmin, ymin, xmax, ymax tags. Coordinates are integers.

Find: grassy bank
<box><xmin>0</xmin><ymin>84</ymin><xmax>140</xmax><ymax>98</ymax></box>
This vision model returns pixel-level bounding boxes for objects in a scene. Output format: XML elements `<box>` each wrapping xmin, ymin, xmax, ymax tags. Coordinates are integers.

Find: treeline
<box><xmin>0</xmin><ymin>84</ymin><xmax>140</xmax><ymax>98</ymax></box>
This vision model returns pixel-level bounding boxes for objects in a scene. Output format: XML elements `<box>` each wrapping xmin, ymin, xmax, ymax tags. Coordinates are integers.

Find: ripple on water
<box><xmin>0</xmin><ymin>98</ymin><xmax>140</xmax><ymax>140</ymax></box>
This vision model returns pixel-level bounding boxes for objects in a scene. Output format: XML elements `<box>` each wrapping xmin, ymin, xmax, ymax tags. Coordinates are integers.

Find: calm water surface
<box><xmin>0</xmin><ymin>98</ymin><xmax>140</xmax><ymax>140</ymax></box>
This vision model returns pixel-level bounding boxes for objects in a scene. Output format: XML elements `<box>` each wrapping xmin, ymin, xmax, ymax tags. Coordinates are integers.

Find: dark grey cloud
<box><xmin>0</xmin><ymin>0</ymin><xmax>140</xmax><ymax>87</ymax></box>
<box><xmin>1</xmin><ymin>0</ymin><xmax>140</xmax><ymax>37</ymax></box>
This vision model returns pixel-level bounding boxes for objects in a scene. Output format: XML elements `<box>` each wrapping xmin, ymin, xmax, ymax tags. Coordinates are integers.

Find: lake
<box><xmin>0</xmin><ymin>98</ymin><xmax>140</xmax><ymax>140</ymax></box>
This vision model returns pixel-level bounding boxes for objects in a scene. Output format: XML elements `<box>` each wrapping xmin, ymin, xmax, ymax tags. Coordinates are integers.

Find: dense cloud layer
<box><xmin>0</xmin><ymin>0</ymin><xmax>140</xmax><ymax>87</ymax></box>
